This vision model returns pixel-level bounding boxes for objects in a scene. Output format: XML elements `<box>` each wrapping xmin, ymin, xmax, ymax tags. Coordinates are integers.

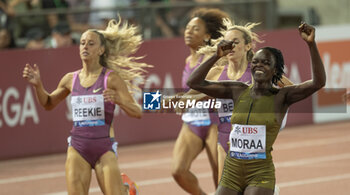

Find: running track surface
<box><xmin>1</xmin><ymin>120</ymin><xmax>350</xmax><ymax>195</ymax></box>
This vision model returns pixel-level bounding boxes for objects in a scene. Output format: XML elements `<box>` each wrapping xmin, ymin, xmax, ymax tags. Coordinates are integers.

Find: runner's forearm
<box><xmin>187</xmin><ymin>54</ymin><xmax>220</xmax><ymax>89</ymax></box>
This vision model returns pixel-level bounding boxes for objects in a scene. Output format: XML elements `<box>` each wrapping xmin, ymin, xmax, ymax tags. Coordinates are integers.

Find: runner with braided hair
<box><xmin>187</xmin><ymin>22</ymin><xmax>325</xmax><ymax>195</ymax></box>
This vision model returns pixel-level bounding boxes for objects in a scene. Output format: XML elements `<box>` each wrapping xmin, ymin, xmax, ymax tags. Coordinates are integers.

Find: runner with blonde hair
<box><xmin>23</xmin><ymin>19</ymin><xmax>150</xmax><ymax>195</ymax></box>
<box><xmin>198</xmin><ymin>19</ymin><xmax>263</xmax><ymax>182</ymax></box>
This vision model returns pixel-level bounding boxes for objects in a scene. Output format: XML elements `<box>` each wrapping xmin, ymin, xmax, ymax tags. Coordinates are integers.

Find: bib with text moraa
<box><xmin>229</xmin><ymin>124</ymin><xmax>266</xmax><ymax>160</ymax></box>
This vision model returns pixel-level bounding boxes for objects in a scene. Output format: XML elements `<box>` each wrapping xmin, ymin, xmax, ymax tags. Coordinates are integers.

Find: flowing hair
<box><xmin>91</xmin><ymin>18</ymin><xmax>152</xmax><ymax>91</ymax></box>
<box><xmin>198</xmin><ymin>18</ymin><xmax>262</xmax><ymax>67</ymax></box>
<box><xmin>190</xmin><ymin>8</ymin><xmax>230</xmax><ymax>45</ymax></box>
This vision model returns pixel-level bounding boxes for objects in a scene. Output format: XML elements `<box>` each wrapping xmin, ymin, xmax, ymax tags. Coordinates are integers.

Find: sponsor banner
<box><xmin>257</xmin><ymin>29</ymin><xmax>313</xmax><ymax>126</ymax></box>
<box><xmin>313</xmin><ymin>25</ymin><xmax>350</xmax><ymax>123</ymax></box>
<box><xmin>1</xmin><ymin>26</ymin><xmax>329</xmax><ymax>159</ymax></box>
<box><xmin>0</xmin><ymin>38</ymin><xmax>187</xmax><ymax>159</ymax></box>
<box><xmin>0</xmin><ymin>48</ymin><xmax>81</xmax><ymax>159</ymax></box>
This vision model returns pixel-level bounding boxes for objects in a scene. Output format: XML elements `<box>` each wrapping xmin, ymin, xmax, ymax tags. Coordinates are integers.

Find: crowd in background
<box><xmin>0</xmin><ymin>0</ymin><xmax>323</xmax><ymax>51</ymax></box>
<box><xmin>0</xmin><ymin>0</ymin><xmax>233</xmax><ymax>50</ymax></box>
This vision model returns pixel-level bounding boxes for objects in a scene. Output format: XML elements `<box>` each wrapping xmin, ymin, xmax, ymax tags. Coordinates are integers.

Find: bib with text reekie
<box><xmin>71</xmin><ymin>94</ymin><xmax>105</xmax><ymax>127</ymax></box>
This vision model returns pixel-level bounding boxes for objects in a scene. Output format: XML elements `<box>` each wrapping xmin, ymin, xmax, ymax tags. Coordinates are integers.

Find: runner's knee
<box><xmin>172</xmin><ymin>165</ymin><xmax>187</xmax><ymax>180</ymax></box>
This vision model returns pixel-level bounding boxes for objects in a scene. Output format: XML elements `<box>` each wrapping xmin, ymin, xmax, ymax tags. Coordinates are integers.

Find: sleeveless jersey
<box><xmin>229</xmin><ymin>85</ymin><xmax>280</xmax><ymax>160</ymax></box>
<box><xmin>182</xmin><ymin>55</ymin><xmax>205</xmax><ymax>90</ymax></box>
<box><xmin>70</xmin><ymin>67</ymin><xmax>115</xmax><ymax>138</ymax></box>
<box><xmin>216</xmin><ymin>64</ymin><xmax>252</xmax><ymax>152</ymax></box>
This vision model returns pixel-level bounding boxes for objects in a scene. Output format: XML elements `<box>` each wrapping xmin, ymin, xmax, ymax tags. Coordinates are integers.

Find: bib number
<box><xmin>217</xmin><ymin>98</ymin><xmax>234</xmax><ymax>123</ymax></box>
<box><xmin>229</xmin><ymin>124</ymin><xmax>266</xmax><ymax>160</ymax></box>
<box><xmin>71</xmin><ymin>94</ymin><xmax>105</xmax><ymax>127</ymax></box>
<box><xmin>182</xmin><ymin>107</ymin><xmax>210</xmax><ymax>126</ymax></box>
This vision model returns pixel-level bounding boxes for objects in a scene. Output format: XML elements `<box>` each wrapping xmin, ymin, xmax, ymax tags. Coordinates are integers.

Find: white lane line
<box><xmin>0</xmin><ymin>155</ymin><xmax>206</xmax><ymax>185</ymax></box>
<box><xmin>45</xmin><ymin>154</ymin><xmax>350</xmax><ymax>195</ymax></box>
<box><xmin>48</xmin><ymin>172</ymin><xmax>350</xmax><ymax>195</ymax></box>
<box><xmin>275</xmin><ymin>153</ymin><xmax>350</xmax><ymax>168</ymax></box>
<box><xmin>0</xmin><ymin>172</ymin><xmax>65</xmax><ymax>185</ymax></box>
<box><xmin>275</xmin><ymin>136</ymin><xmax>350</xmax><ymax>150</ymax></box>
<box><xmin>137</xmin><ymin>172</ymin><xmax>212</xmax><ymax>186</ymax></box>
<box><xmin>77</xmin><ymin>173</ymin><xmax>213</xmax><ymax>195</ymax></box>
<box><xmin>2</xmin><ymin>136</ymin><xmax>350</xmax><ymax>186</ymax></box>
<box><xmin>119</xmin><ymin>158</ymin><xmax>171</xmax><ymax>169</ymax></box>
<box><xmin>279</xmin><ymin>173</ymin><xmax>350</xmax><ymax>188</ymax></box>
<box><xmin>47</xmin><ymin>173</ymin><xmax>213</xmax><ymax>195</ymax></box>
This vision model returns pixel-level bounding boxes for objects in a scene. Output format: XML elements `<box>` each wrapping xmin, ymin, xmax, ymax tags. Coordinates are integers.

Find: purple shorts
<box><xmin>71</xmin><ymin>135</ymin><xmax>113</xmax><ymax>168</ymax></box>
<box><xmin>217</xmin><ymin>119</ymin><xmax>231</xmax><ymax>153</ymax></box>
<box><xmin>184</xmin><ymin>112</ymin><xmax>219</xmax><ymax>141</ymax></box>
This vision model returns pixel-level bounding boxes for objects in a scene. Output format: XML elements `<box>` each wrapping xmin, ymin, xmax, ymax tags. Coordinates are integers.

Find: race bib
<box><xmin>217</xmin><ymin>98</ymin><xmax>234</xmax><ymax>123</ymax></box>
<box><xmin>71</xmin><ymin>94</ymin><xmax>105</xmax><ymax>127</ymax></box>
<box><xmin>229</xmin><ymin>124</ymin><xmax>266</xmax><ymax>160</ymax></box>
<box><xmin>182</xmin><ymin>107</ymin><xmax>210</xmax><ymax>126</ymax></box>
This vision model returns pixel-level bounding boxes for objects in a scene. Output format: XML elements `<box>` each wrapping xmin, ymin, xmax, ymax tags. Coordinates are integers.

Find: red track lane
<box><xmin>1</xmin><ymin>120</ymin><xmax>350</xmax><ymax>195</ymax></box>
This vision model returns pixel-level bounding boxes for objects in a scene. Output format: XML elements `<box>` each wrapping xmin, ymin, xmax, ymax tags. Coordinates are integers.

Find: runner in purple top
<box><xmin>216</xmin><ymin>63</ymin><xmax>252</xmax><ymax>152</ymax></box>
<box><xmin>171</xmin><ymin>8</ymin><xmax>230</xmax><ymax>194</ymax></box>
<box><xmin>182</xmin><ymin>54</ymin><xmax>205</xmax><ymax>91</ymax></box>
<box><xmin>23</xmin><ymin>19</ymin><xmax>150</xmax><ymax>195</ymax></box>
<box><xmin>181</xmin><ymin>54</ymin><xmax>217</xmax><ymax>137</ymax></box>
<box><xmin>70</xmin><ymin>67</ymin><xmax>115</xmax><ymax>167</ymax></box>
<box><xmin>195</xmin><ymin>20</ymin><xmax>261</xmax><ymax>182</ymax></box>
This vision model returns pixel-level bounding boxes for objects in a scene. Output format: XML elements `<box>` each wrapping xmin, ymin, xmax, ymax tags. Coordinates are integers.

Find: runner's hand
<box><xmin>217</xmin><ymin>40</ymin><xmax>234</xmax><ymax>58</ymax></box>
<box><xmin>103</xmin><ymin>88</ymin><xmax>118</xmax><ymax>103</ymax></box>
<box><xmin>22</xmin><ymin>63</ymin><xmax>41</xmax><ymax>87</ymax></box>
<box><xmin>299</xmin><ymin>22</ymin><xmax>315</xmax><ymax>44</ymax></box>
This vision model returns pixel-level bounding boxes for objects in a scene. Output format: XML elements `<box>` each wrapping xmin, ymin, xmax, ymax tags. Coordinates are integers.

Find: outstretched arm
<box><xmin>187</xmin><ymin>40</ymin><xmax>248</xmax><ymax>100</ymax></box>
<box><xmin>283</xmin><ymin>22</ymin><xmax>326</xmax><ymax>105</ymax></box>
<box><xmin>22</xmin><ymin>64</ymin><xmax>71</xmax><ymax>110</ymax></box>
<box><xmin>104</xmin><ymin>71</ymin><xmax>142</xmax><ymax>119</ymax></box>
<box><xmin>181</xmin><ymin>65</ymin><xmax>225</xmax><ymax>101</ymax></box>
